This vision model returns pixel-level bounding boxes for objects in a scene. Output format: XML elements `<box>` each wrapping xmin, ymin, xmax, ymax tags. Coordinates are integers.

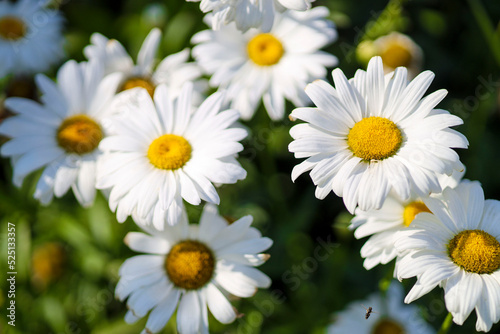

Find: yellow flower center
<box><xmin>371</xmin><ymin>318</ymin><xmax>405</xmax><ymax>334</ymax></box>
<box><xmin>56</xmin><ymin>115</ymin><xmax>103</xmax><ymax>155</ymax></box>
<box><xmin>403</xmin><ymin>201</ymin><xmax>431</xmax><ymax>227</ymax></box>
<box><xmin>165</xmin><ymin>240</ymin><xmax>215</xmax><ymax>290</ymax></box>
<box><xmin>120</xmin><ymin>77</ymin><xmax>156</xmax><ymax>98</ymax></box>
<box><xmin>147</xmin><ymin>134</ymin><xmax>192</xmax><ymax>170</ymax></box>
<box><xmin>447</xmin><ymin>230</ymin><xmax>500</xmax><ymax>274</ymax></box>
<box><xmin>247</xmin><ymin>33</ymin><xmax>284</xmax><ymax>66</ymax></box>
<box><xmin>380</xmin><ymin>42</ymin><xmax>412</xmax><ymax>69</ymax></box>
<box><xmin>347</xmin><ymin>117</ymin><xmax>403</xmax><ymax>161</ymax></box>
<box><xmin>0</xmin><ymin>16</ymin><xmax>27</xmax><ymax>41</ymax></box>
<box><xmin>31</xmin><ymin>243</ymin><xmax>66</xmax><ymax>289</ymax></box>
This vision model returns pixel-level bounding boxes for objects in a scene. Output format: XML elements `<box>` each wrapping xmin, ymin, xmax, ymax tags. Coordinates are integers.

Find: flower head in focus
<box><xmin>395</xmin><ymin>180</ymin><xmax>500</xmax><ymax>332</ymax></box>
<box><xmin>192</xmin><ymin>7</ymin><xmax>337</xmax><ymax>120</ymax></box>
<box><xmin>289</xmin><ymin>56</ymin><xmax>468</xmax><ymax>213</ymax></box>
<box><xmin>116</xmin><ymin>204</ymin><xmax>272</xmax><ymax>333</ymax></box>
<box><xmin>97</xmin><ymin>83</ymin><xmax>247</xmax><ymax>229</ymax></box>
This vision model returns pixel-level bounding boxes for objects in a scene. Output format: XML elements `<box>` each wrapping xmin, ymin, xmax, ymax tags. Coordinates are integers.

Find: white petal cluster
<box><xmin>117</xmin><ymin>204</ymin><xmax>272</xmax><ymax>334</ymax></box>
<box><xmin>192</xmin><ymin>7</ymin><xmax>337</xmax><ymax>120</ymax></box>
<box><xmin>0</xmin><ymin>60</ymin><xmax>122</xmax><ymax>206</ymax></box>
<box><xmin>351</xmin><ymin>169</ymin><xmax>463</xmax><ymax>270</ymax></box>
<box><xmin>84</xmin><ymin>28</ymin><xmax>208</xmax><ymax>105</ymax></box>
<box><xmin>289</xmin><ymin>56</ymin><xmax>468</xmax><ymax>213</ymax></box>
<box><xmin>97</xmin><ymin>83</ymin><xmax>247</xmax><ymax>229</ymax></box>
<box><xmin>395</xmin><ymin>181</ymin><xmax>500</xmax><ymax>332</ymax></box>
<box><xmin>187</xmin><ymin>0</ymin><xmax>314</xmax><ymax>32</ymax></box>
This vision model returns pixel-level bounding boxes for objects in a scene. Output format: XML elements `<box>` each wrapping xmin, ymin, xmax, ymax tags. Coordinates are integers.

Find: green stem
<box><xmin>437</xmin><ymin>312</ymin><xmax>453</xmax><ymax>334</ymax></box>
<box><xmin>467</xmin><ymin>0</ymin><xmax>500</xmax><ymax>67</ymax></box>
<box><xmin>360</xmin><ymin>0</ymin><xmax>408</xmax><ymax>42</ymax></box>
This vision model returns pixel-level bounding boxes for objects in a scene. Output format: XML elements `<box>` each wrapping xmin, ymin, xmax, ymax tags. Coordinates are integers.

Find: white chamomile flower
<box><xmin>351</xmin><ymin>169</ymin><xmax>463</xmax><ymax>270</ymax></box>
<box><xmin>84</xmin><ymin>28</ymin><xmax>207</xmax><ymax>105</ymax></box>
<box><xmin>96</xmin><ymin>82</ymin><xmax>247</xmax><ymax>229</ymax></box>
<box><xmin>327</xmin><ymin>281</ymin><xmax>435</xmax><ymax>334</ymax></box>
<box><xmin>0</xmin><ymin>60</ymin><xmax>122</xmax><ymax>206</ymax></box>
<box><xmin>395</xmin><ymin>180</ymin><xmax>500</xmax><ymax>332</ymax></box>
<box><xmin>289</xmin><ymin>56</ymin><xmax>468</xmax><ymax>214</ymax></box>
<box><xmin>116</xmin><ymin>204</ymin><xmax>272</xmax><ymax>334</ymax></box>
<box><xmin>192</xmin><ymin>7</ymin><xmax>337</xmax><ymax>120</ymax></box>
<box><xmin>0</xmin><ymin>0</ymin><xmax>64</xmax><ymax>78</ymax></box>
<box><xmin>187</xmin><ymin>0</ymin><xmax>314</xmax><ymax>32</ymax></box>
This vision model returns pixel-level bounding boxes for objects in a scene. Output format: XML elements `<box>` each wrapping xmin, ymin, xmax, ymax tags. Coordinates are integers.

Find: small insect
<box><xmin>361</xmin><ymin>304</ymin><xmax>376</xmax><ymax>319</ymax></box>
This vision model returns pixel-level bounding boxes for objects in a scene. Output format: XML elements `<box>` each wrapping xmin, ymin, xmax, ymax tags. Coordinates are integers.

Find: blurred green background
<box><xmin>1</xmin><ymin>0</ymin><xmax>500</xmax><ymax>333</ymax></box>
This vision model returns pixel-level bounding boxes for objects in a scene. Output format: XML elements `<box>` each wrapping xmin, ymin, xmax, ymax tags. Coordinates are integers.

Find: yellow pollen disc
<box><xmin>120</xmin><ymin>77</ymin><xmax>156</xmax><ymax>98</ymax></box>
<box><xmin>448</xmin><ymin>230</ymin><xmax>500</xmax><ymax>274</ymax></box>
<box><xmin>403</xmin><ymin>201</ymin><xmax>431</xmax><ymax>227</ymax></box>
<box><xmin>147</xmin><ymin>134</ymin><xmax>192</xmax><ymax>170</ymax></box>
<box><xmin>347</xmin><ymin>117</ymin><xmax>403</xmax><ymax>161</ymax></box>
<box><xmin>165</xmin><ymin>240</ymin><xmax>215</xmax><ymax>290</ymax></box>
<box><xmin>380</xmin><ymin>42</ymin><xmax>413</xmax><ymax>69</ymax></box>
<box><xmin>31</xmin><ymin>242</ymin><xmax>66</xmax><ymax>288</ymax></box>
<box><xmin>0</xmin><ymin>16</ymin><xmax>27</xmax><ymax>41</ymax></box>
<box><xmin>56</xmin><ymin>115</ymin><xmax>103</xmax><ymax>155</ymax></box>
<box><xmin>247</xmin><ymin>33</ymin><xmax>284</xmax><ymax>66</ymax></box>
<box><xmin>372</xmin><ymin>318</ymin><xmax>405</xmax><ymax>334</ymax></box>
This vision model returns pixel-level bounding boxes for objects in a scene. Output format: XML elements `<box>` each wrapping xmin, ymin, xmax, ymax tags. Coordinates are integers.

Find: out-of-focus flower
<box><xmin>97</xmin><ymin>83</ymin><xmax>247</xmax><ymax>229</ymax></box>
<box><xmin>373</xmin><ymin>32</ymin><xmax>423</xmax><ymax>79</ymax></box>
<box><xmin>31</xmin><ymin>242</ymin><xmax>66</xmax><ymax>289</ymax></box>
<box><xmin>84</xmin><ymin>28</ymin><xmax>207</xmax><ymax>105</ymax></box>
<box><xmin>356</xmin><ymin>33</ymin><xmax>423</xmax><ymax>79</ymax></box>
<box><xmin>327</xmin><ymin>281</ymin><xmax>435</xmax><ymax>334</ymax></box>
<box><xmin>116</xmin><ymin>204</ymin><xmax>272</xmax><ymax>334</ymax></box>
<box><xmin>0</xmin><ymin>76</ymin><xmax>37</xmax><ymax>131</ymax></box>
<box><xmin>355</xmin><ymin>40</ymin><xmax>378</xmax><ymax>66</ymax></box>
<box><xmin>192</xmin><ymin>7</ymin><xmax>337</xmax><ymax>120</ymax></box>
<box><xmin>395</xmin><ymin>180</ymin><xmax>500</xmax><ymax>332</ymax></box>
<box><xmin>351</xmin><ymin>169</ymin><xmax>463</xmax><ymax>270</ymax></box>
<box><xmin>0</xmin><ymin>60</ymin><xmax>122</xmax><ymax>206</ymax></box>
<box><xmin>289</xmin><ymin>56</ymin><xmax>468</xmax><ymax>214</ymax></box>
<box><xmin>187</xmin><ymin>0</ymin><xmax>314</xmax><ymax>32</ymax></box>
<box><xmin>0</xmin><ymin>0</ymin><xmax>64</xmax><ymax>78</ymax></box>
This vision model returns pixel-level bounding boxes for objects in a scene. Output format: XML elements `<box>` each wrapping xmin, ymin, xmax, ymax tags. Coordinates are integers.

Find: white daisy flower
<box><xmin>116</xmin><ymin>204</ymin><xmax>272</xmax><ymax>334</ymax></box>
<box><xmin>395</xmin><ymin>180</ymin><xmax>500</xmax><ymax>332</ymax></box>
<box><xmin>84</xmin><ymin>28</ymin><xmax>207</xmax><ymax>105</ymax></box>
<box><xmin>191</xmin><ymin>7</ymin><xmax>337</xmax><ymax>120</ymax></box>
<box><xmin>351</xmin><ymin>169</ymin><xmax>463</xmax><ymax>270</ymax></box>
<box><xmin>0</xmin><ymin>0</ymin><xmax>65</xmax><ymax>78</ymax></box>
<box><xmin>0</xmin><ymin>60</ymin><xmax>122</xmax><ymax>206</ymax></box>
<box><xmin>187</xmin><ymin>0</ymin><xmax>314</xmax><ymax>32</ymax></box>
<box><xmin>96</xmin><ymin>83</ymin><xmax>247</xmax><ymax>229</ymax></box>
<box><xmin>327</xmin><ymin>281</ymin><xmax>435</xmax><ymax>334</ymax></box>
<box><xmin>289</xmin><ymin>56</ymin><xmax>468</xmax><ymax>214</ymax></box>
